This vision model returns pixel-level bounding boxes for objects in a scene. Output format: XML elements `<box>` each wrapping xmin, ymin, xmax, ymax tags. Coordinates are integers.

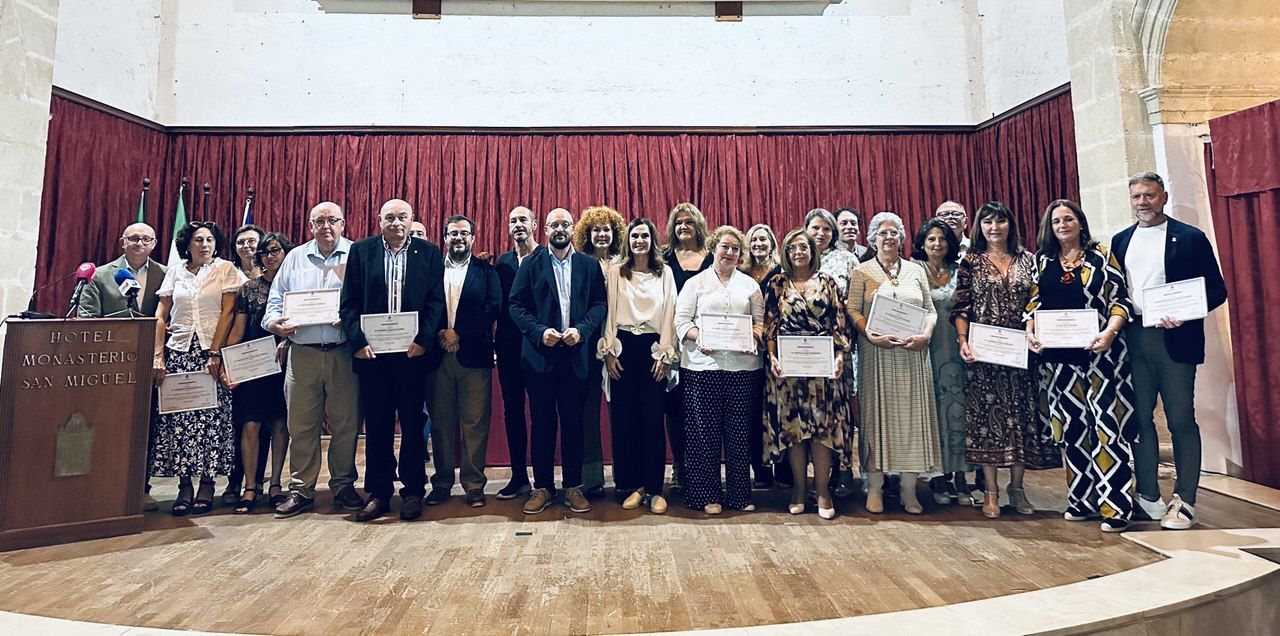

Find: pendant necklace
<box><xmin>1059</xmin><ymin>250</ymin><xmax>1083</xmax><ymax>284</ymax></box>
<box><xmin>877</xmin><ymin>257</ymin><xmax>901</xmax><ymax>287</ymax></box>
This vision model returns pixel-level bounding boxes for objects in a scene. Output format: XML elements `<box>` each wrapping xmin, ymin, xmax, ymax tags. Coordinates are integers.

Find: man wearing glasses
<box><xmin>262</xmin><ymin>202</ymin><xmax>365</xmax><ymax>518</ymax></box>
<box><xmin>79</xmin><ymin>222</ymin><xmax>167</xmax><ymax>318</ymax></box>
<box><xmin>934</xmin><ymin>201</ymin><xmax>970</xmax><ymax>252</ymax></box>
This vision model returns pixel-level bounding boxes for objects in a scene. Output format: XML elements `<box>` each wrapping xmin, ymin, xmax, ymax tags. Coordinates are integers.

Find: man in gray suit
<box><xmin>78</xmin><ymin>222</ymin><xmax>166</xmax><ymax>318</ymax></box>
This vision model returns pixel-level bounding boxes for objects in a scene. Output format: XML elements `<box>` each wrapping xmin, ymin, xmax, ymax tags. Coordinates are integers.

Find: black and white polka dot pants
<box><xmin>681</xmin><ymin>368</ymin><xmax>762</xmax><ymax>510</ymax></box>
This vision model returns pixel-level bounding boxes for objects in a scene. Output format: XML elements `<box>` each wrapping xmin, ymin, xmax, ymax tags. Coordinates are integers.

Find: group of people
<box><xmin>79</xmin><ymin>171</ymin><xmax>1227</xmax><ymax>532</ymax></box>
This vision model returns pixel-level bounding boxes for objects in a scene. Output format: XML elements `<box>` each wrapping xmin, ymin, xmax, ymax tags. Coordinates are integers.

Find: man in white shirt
<box><xmin>262</xmin><ymin>202</ymin><xmax>365</xmax><ymax>517</ymax></box>
<box><xmin>424</xmin><ymin>215</ymin><xmax>502</xmax><ymax>508</ymax></box>
<box><xmin>1111</xmin><ymin>172</ymin><xmax>1228</xmax><ymax>530</ymax></box>
<box><xmin>935</xmin><ymin>201</ymin><xmax>970</xmax><ymax>253</ymax></box>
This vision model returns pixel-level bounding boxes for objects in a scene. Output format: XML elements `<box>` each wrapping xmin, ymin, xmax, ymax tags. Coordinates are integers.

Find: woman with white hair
<box><xmin>848</xmin><ymin>211</ymin><xmax>941</xmax><ymax>514</ymax></box>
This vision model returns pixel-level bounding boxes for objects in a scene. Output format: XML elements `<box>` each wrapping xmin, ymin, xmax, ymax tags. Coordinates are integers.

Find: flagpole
<box><xmin>136</xmin><ymin>177</ymin><xmax>150</xmax><ymax>223</ymax></box>
<box><xmin>201</xmin><ymin>183</ymin><xmax>211</xmax><ymax>220</ymax></box>
<box><xmin>242</xmin><ymin>186</ymin><xmax>255</xmax><ymax>227</ymax></box>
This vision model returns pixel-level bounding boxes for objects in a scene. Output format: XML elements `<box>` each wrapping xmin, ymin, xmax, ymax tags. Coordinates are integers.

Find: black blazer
<box><xmin>428</xmin><ymin>256</ymin><xmax>501</xmax><ymax>370</ymax></box>
<box><xmin>339</xmin><ymin>236</ymin><xmax>445</xmax><ymax>372</ymax></box>
<box><xmin>507</xmin><ymin>248</ymin><xmax>607</xmax><ymax>379</ymax></box>
<box><xmin>1111</xmin><ymin>216</ymin><xmax>1228</xmax><ymax>365</ymax></box>
<box><xmin>494</xmin><ymin>245</ymin><xmax>544</xmax><ymax>356</ymax></box>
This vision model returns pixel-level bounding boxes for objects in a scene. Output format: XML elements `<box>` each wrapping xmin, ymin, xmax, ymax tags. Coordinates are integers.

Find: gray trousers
<box><xmin>284</xmin><ymin>344</ymin><xmax>360</xmax><ymax>499</ymax></box>
<box><xmin>427</xmin><ymin>353</ymin><xmax>493</xmax><ymax>492</ymax></box>
<box><xmin>1127</xmin><ymin>324</ymin><xmax>1201</xmax><ymax>504</ymax></box>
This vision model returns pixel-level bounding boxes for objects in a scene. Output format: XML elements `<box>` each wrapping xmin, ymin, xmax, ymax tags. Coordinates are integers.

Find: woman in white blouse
<box><xmin>674</xmin><ymin>225</ymin><xmax>765</xmax><ymax>514</ymax></box>
<box><xmin>599</xmin><ymin>218</ymin><xmax>678</xmax><ymax>514</ymax></box>
<box><xmin>151</xmin><ymin>221</ymin><xmax>247</xmax><ymax>516</ymax></box>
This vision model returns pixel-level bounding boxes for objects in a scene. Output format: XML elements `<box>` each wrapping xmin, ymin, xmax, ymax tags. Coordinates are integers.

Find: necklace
<box><xmin>925</xmin><ymin>261</ymin><xmax>951</xmax><ymax>288</ymax></box>
<box><xmin>1059</xmin><ymin>250</ymin><xmax>1083</xmax><ymax>284</ymax></box>
<box><xmin>877</xmin><ymin>257</ymin><xmax>901</xmax><ymax>286</ymax></box>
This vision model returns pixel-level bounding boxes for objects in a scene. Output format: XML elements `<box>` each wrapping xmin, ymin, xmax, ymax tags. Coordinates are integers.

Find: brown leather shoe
<box><xmin>355</xmin><ymin>497</ymin><xmax>390</xmax><ymax>522</ymax></box>
<box><xmin>523</xmin><ymin>488</ymin><xmax>552</xmax><ymax>514</ymax></box>
<box><xmin>564</xmin><ymin>486</ymin><xmax>591</xmax><ymax>513</ymax></box>
<box><xmin>274</xmin><ymin>493</ymin><xmax>315</xmax><ymax>519</ymax></box>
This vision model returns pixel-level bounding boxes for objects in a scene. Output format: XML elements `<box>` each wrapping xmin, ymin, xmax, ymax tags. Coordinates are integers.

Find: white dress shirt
<box><xmin>1125</xmin><ymin>221</ymin><xmax>1168</xmax><ymax>316</ymax></box>
<box><xmin>263</xmin><ymin>237</ymin><xmax>352</xmax><ymax>345</ymax></box>
<box><xmin>444</xmin><ymin>255</ymin><xmax>470</xmax><ymax>329</ymax></box>
<box><xmin>673</xmin><ymin>268</ymin><xmax>764</xmax><ymax>372</ymax></box>
<box><xmin>550</xmin><ymin>246</ymin><xmax>574</xmax><ymax>331</ymax></box>
<box><xmin>157</xmin><ymin>258</ymin><xmax>246</xmax><ymax>351</ymax></box>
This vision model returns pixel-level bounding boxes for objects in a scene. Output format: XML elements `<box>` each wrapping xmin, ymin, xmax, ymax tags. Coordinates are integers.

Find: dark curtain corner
<box><xmin>1208</xmin><ymin>100</ymin><xmax>1280</xmax><ymax>489</ymax></box>
<box><xmin>36</xmin><ymin>91</ymin><xmax>1081</xmax><ymax>464</ymax></box>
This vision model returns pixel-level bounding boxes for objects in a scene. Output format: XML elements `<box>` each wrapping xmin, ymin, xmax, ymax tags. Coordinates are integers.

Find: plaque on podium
<box><xmin>0</xmin><ymin>317</ymin><xmax>156</xmax><ymax>551</ymax></box>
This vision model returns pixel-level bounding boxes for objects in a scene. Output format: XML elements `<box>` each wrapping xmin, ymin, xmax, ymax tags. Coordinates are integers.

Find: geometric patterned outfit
<box><xmin>1026</xmin><ymin>245</ymin><xmax>1136</xmax><ymax>521</ymax></box>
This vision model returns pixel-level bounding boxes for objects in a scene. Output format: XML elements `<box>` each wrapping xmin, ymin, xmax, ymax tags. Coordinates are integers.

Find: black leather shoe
<box><xmin>274</xmin><ymin>493</ymin><xmax>315</xmax><ymax>519</ymax></box>
<box><xmin>400</xmin><ymin>496</ymin><xmax>423</xmax><ymax>520</ymax></box>
<box><xmin>465</xmin><ymin>489</ymin><xmax>486</xmax><ymax>508</ymax></box>
<box><xmin>425</xmin><ymin>488</ymin><xmax>452</xmax><ymax>506</ymax></box>
<box><xmin>496</xmin><ymin>480</ymin><xmax>531</xmax><ymax>500</ymax></box>
<box><xmin>355</xmin><ymin>497</ymin><xmax>390</xmax><ymax>522</ymax></box>
<box><xmin>333</xmin><ymin>487</ymin><xmax>366</xmax><ymax>510</ymax></box>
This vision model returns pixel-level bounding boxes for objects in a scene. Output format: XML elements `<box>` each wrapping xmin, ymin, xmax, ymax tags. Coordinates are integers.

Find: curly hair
<box><xmin>663</xmin><ymin>202</ymin><xmax>709</xmax><ymax>252</ymax></box>
<box><xmin>573</xmin><ymin>205</ymin><xmax>626</xmax><ymax>257</ymax></box>
<box><xmin>175</xmin><ymin>220</ymin><xmax>225</xmax><ymax>262</ymax></box>
<box><xmin>707</xmin><ymin>225</ymin><xmax>747</xmax><ymax>261</ymax></box>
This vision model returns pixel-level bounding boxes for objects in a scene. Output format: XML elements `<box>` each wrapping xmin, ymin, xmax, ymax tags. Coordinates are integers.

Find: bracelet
<box><xmin>208</xmin><ymin>350</ymin><xmax>222</xmax><ymax>357</ymax></box>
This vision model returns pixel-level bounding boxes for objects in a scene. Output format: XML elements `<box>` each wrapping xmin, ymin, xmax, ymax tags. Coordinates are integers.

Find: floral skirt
<box><xmin>148</xmin><ymin>340</ymin><xmax>236</xmax><ymax>478</ymax></box>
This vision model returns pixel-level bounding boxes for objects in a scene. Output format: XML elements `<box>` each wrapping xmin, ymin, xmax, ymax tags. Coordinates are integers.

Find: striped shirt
<box><xmin>383</xmin><ymin>238</ymin><xmax>408</xmax><ymax>314</ymax></box>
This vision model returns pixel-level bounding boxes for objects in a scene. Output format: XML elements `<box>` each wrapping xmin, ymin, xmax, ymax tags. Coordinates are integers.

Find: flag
<box><xmin>241</xmin><ymin>188</ymin><xmax>254</xmax><ymax>227</ymax></box>
<box><xmin>167</xmin><ymin>183</ymin><xmax>188</xmax><ymax>266</ymax></box>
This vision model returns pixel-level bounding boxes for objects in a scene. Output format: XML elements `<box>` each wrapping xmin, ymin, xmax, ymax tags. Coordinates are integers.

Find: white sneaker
<box><xmin>1136</xmin><ymin>494</ymin><xmax>1166</xmax><ymax>521</ymax></box>
<box><xmin>1160</xmin><ymin>495</ymin><xmax>1196</xmax><ymax>530</ymax></box>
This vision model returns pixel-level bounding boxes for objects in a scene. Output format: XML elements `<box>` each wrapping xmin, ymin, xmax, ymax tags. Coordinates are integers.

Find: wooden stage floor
<box><xmin>2</xmin><ymin>440</ymin><xmax>1278</xmax><ymax>635</ymax></box>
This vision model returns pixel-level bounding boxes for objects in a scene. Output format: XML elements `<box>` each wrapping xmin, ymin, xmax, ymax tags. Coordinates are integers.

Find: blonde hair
<box><xmin>663</xmin><ymin>202</ymin><xmax>709</xmax><ymax>252</ymax></box>
<box><xmin>708</xmin><ymin>225</ymin><xmax>747</xmax><ymax>255</ymax></box>
<box><xmin>573</xmin><ymin>205</ymin><xmax>626</xmax><ymax>257</ymax></box>
<box><xmin>740</xmin><ymin>223</ymin><xmax>780</xmax><ymax>273</ymax></box>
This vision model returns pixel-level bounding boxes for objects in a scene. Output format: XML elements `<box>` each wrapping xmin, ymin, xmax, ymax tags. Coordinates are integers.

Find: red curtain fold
<box><xmin>1207</xmin><ymin>100</ymin><xmax>1280</xmax><ymax>489</ymax></box>
<box><xmin>36</xmin><ymin>91</ymin><xmax>1080</xmax><ymax>464</ymax></box>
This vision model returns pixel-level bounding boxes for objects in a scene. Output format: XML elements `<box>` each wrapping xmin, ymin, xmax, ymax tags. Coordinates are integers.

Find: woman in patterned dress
<box><xmin>224</xmin><ymin>232</ymin><xmax>294</xmax><ymax>513</ymax></box>
<box><xmin>1025</xmin><ymin>199</ymin><xmax>1136</xmax><ymax>533</ymax></box>
<box><xmin>912</xmin><ymin>218</ymin><xmax>975</xmax><ymax>506</ymax></box>
<box><xmin>151</xmin><ymin>221</ymin><xmax>247</xmax><ymax>515</ymax></box>
<box><xmin>951</xmin><ymin>202</ymin><xmax>1060</xmax><ymax>519</ymax></box>
<box><xmin>849</xmin><ymin>212</ymin><xmax>940</xmax><ymax>515</ymax></box>
<box><xmin>764</xmin><ymin>229</ymin><xmax>852</xmax><ymax>519</ymax></box>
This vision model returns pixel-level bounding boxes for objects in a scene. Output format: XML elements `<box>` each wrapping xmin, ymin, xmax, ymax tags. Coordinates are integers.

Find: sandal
<box><xmin>233</xmin><ymin>488</ymin><xmax>259</xmax><ymax>514</ymax></box>
<box><xmin>171</xmin><ymin>483</ymin><xmax>194</xmax><ymax>516</ymax></box>
<box><xmin>191</xmin><ymin>480</ymin><xmax>216</xmax><ymax>515</ymax></box>
<box><xmin>268</xmin><ymin>484</ymin><xmax>287</xmax><ymax>508</ymax></box>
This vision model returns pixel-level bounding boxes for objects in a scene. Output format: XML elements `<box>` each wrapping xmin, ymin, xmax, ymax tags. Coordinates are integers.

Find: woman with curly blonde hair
<box><xmin>573</xmin><ymin>205</ymin><xmax>627</xmax><ymax>496</ymax></box>
<box><xmin>662</xmin><ymin>202</ymin><xmax>713</xmax><ymax>495</ymax></box>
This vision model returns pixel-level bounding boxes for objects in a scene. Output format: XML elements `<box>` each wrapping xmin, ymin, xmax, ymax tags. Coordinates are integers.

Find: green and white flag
<box><xmin>167</xmin><ymin>183</ymin><xmax>188</xmax><ymax>266</ymax></box>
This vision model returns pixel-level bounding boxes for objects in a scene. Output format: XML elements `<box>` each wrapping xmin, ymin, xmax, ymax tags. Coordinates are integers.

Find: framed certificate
<box><xmin>969</xmin><ymin>323</ymin><xmax>1029</xmax><ymax>369</ymax></box>
<box><xmin>777</xmin><ymin>336</ymin><xmax>836</xmax><ymax>378</ymax></box>
<box><xmin>157</xmin><ymin>371</ymin><xmax>219</xmax><ymax>414</ymax></box>
<box><xmin>283</xmin><ymin>289</ymin><xmax>341</xmax><ymax>326</ymax></box>
<box><xmin>1034</xmin><ymin>309</ymin><xmax>1099</xmax><ymax>349</ymax></box>
<box><xmin>1142</xmin><ymin>277</ymin><xmax>1208</xmax><ymax>327</ymax></box>
<box><xmin>222</xmin><ymin>336</ymin><xmax>283</xmax><ymax>384</ymax></box>
<box><xmin>697</xmin><ymin>313</ymin><xmax>755</xmax><ymax>353</ymax></box>
<box><xmin>866</xmin><ymin>295</ymin><xmax>928</xmax><ymax>339</ymax></box>
<box><xmin>361</xmin><ymin>311</ymin><xmax>418</xmax><ymax>354</ymax></box>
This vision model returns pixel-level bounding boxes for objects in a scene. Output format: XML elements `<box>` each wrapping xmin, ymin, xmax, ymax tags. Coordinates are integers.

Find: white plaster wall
<box><xmin>50</xmin><ymin>0</ymin><xmax>162</xmax><ymax>120</ymax></box>
<box><xmin>51</xmin><ymin>0</ymin><xmax>1067</xmax><ymax>127</ymax></box>
<box><xmin>977</xmin><ymin>0</ymin><xmax>1071</xmax><ymax>117</ymax></box>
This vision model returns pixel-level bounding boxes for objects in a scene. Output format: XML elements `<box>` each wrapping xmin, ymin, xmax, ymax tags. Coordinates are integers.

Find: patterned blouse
<box><xmin>234</xmin><ymin>275</ymin><xmax>275</xmax><ymax>343</ymax></box>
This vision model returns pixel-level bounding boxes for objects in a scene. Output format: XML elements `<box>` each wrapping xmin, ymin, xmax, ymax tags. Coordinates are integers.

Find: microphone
<box><xmin>114</xmin><ymin>268</ymin><xmax>142</xmax><ymax>315</ymax></box>
<box><xmin>65</xmin><ymin>262</ymin><xmax>97</xmax><ymax>318</ymax></box>
<box><xmin>17</xmin><ymin>267</ymin><xmax>80</xmax><ymax>319</ymax></box>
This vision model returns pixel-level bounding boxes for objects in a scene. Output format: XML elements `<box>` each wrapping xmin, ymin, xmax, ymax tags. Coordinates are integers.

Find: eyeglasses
<box><xmin>257</xmin><ymin>246</ymin><xmax>284</xmax><ymax>256</ymax></box>
<box><xmin>445</xmin><ymin>230</ymin><xmax>473</xmax><ymax>239</ymax></box>
<box><xmin>875</xmin><ymin>230</ymin><xmax>902</xmax><ymax>238</ymax></box>
<box><xmin>786</xmin><ymin>245</ymin><xmax>811</xmax><ymax>253</ymax></box>
<box><xmin>123</xmin><ymin>236</ymin><xmax>155</xmax><ymax>245</ymax></box>
<box><xmin>937</xmin><ymin>210</ymin><xmax>966</xmax><ymax>219</ymax></box>
<box><xmin>547</xmin><ymin>221</ymin><xmax>572</xmax><ymax>230</ymax></box>
<box><xmin>235</xmin><ymin>237</ymin><xmax>259</xmax><ymax>247</ymax></box>
<box><xmin>311</xmin><ymin>217</ymin><xmax>344</xmax><ymax>227</ymax></box>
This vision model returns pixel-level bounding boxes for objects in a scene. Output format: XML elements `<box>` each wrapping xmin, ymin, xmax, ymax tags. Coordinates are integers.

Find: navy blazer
<box><xmin>339</xmin><ymin>236</ymin><xmax>446</xmax><ymax>372</ymax></box>
<box><xmin>1111</xmin><ymin>216</ymin><xmax>1228</xmax><ymax>365</ymax></box>
<box><xmin>494</xmin><ymin>245</ymin><xmax>544</xmax><ymax>356</ymax></box>
<box><xmin>428</xmin><ymin>255</ymin><xmax>501</xmax><ymax>370</ymax></box>
<box><xmin>507</xmin><ymin>248</ymin><xmax>607</xmax><ymax>379</ymax></box>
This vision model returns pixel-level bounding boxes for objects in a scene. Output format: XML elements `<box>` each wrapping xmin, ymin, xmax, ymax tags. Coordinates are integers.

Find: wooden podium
<box><xmin>0</xmin><ymin>317</ymin><xmax>156</xmax><ymax>551</ymax></box>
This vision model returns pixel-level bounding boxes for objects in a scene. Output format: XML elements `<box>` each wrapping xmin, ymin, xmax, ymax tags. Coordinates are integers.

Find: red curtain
<box><xmin>1208</xmin><ymin>99</ymin><xmax>1280</xmax><ymax>489</ymax></box>
<box><xmin>36</xmin><ymin>91</ymin><xmax>1079</xmax><ymax>464</ymax></box>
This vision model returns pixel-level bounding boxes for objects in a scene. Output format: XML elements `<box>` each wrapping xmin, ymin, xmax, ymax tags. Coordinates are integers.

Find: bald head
<box><xmin>935</xmin><ymin>200</ymin><xmax>968</xmax><ymax>241</ymax></box>
<box><xmin>120</xmin><ymin>222</ymin><xmax>157</xmax><ymax>262</ymax></box>
<box><xmin>546</xmin><ymin>207</ymin><xmax>574</xmax><ymax>251</ymax></box>
<box><xmin>379</xmin><ymin>199</ymin><xmax>414</xmax><ymax>244</ymax></box>
<box><xmin>508</xmin><ymin>205</ymin><xmax>536</xmax><ymax>246</ymax></box>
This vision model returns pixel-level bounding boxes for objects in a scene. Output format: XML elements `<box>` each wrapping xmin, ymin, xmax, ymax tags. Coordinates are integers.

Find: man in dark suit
<box><xmin>78</xmin><ymin>222</ymin><xmax>166</xmax><ymax>318</ymax></box>
<box><xmin>1111</xmin><ymin>172</ymin><xmax>1227</xmax><ymax>531</ymax></box>
<box><xmin>493</xmin><ymin>206</ymin><xmax>543</xmax><ymax>500</ymax></box>
<box><xmin>424</xmin><ymin>215</ymin><xmax>501</xmax><ymax>508</ymax></box>
<box><xmin>340</xmin><ymin>199</ymin><xmax>445</xmax><ymax>522</ymax></box>
<box><xmin>508</xmin><ymin>207</ymin><xmax>607</xmax><ymax>514</ymax></box>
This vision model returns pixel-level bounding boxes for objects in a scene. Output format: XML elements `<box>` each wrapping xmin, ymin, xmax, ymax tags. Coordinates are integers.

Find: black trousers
<box><xmin>525</xmin><ymin>358</ymin><xmax>587</xmax><ymax>491</ymax></box>
<box><xmin>665</xmin><ymin>385</ymin><xmax>687</xmax><ymax>470</ymax></box>
<box><xmin>496</xmin><ymin>342</ymin><xmax>531</xmax><ymax>484</ymax></box>
<box><xmin>358</xmin><ymin>354</ymin><xmax>428</xmax><ymax>500</ymax></box>
<box><xmin>609</xmin><ymin>333</ymin><xmax>667</xmax><ymax>494</ymax></box>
